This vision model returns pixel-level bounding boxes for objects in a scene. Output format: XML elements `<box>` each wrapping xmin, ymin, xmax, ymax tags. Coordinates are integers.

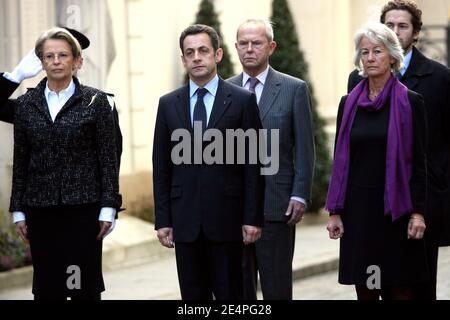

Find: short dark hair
<box><xmin>179</xmin><ymin>24</ymin><xmax>220</xmax><ymax>53</ymax></box>
<box><xmin>380</xmin><ymin>0</ymin><xmax>423</xmax><ymax>35</ymax></box>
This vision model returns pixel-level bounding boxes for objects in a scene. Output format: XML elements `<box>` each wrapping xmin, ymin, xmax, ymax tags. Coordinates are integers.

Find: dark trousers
<box><xmin>242</xmin><ymin>221</ymin><xmax>295</xmax><ymax>300</ymax></box>
<box><xmin>174</xmin><ymin>231</ymin><xmax>244</xmax><ymax>300</ymax></box>
<box><xmin>26</xmin><ymin>204</ymin><xmax>105</xmax><ymax>298</ymax></box>
<box><xmin>414</xmin><ymin>242</ymin><xmax>439</xmax><ymax>300</ymax></box>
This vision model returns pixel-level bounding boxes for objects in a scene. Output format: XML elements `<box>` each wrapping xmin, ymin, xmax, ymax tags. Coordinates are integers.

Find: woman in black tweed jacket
<box><xmin>2</xmin><ymin>27</ymin><xmax>120</xmax><ymax>300</ymax></box>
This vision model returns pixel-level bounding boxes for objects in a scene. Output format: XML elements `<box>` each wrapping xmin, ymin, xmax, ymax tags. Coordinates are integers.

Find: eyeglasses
<box><xmin>237</xmin><ymin>41</ymin><xmax>267</xmax><ymax>50</ymax></box>
<box><xmin>42</xmin><ymin>52</ymin><xmax>72</xmax><ymax>63</ymax></box>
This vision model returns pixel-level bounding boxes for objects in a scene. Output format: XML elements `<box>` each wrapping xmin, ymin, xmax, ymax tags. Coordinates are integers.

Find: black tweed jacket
<box><xmin>7</xmin><ymin>77</ymin><xmax>120</xmax><ymax>212</ymax></box>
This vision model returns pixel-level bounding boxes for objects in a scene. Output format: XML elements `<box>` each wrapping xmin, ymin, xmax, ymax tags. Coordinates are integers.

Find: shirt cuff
<box><xmin>290</xmin><ymin>196</ymin><xmax>306</xmax><ymax>206</ymax></box>
<box><xmin>3</xmin><ymin>72</ymin><xmax>21</xmax><ymax>84</ymax></box>
<box><xmin>12</xmin><ymin>211</ymin><xmax>26</xmax><ymax>223</ymax></box>
<box><xmin>99</xmin><ymin>207</ymin><xmax>116</xmax><ymax>222</ymax></box>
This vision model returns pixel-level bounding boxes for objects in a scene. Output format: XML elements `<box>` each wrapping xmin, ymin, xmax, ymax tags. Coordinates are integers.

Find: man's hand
<box><xmin>157</xmin><ymin>227</ymin><xmax>174</xmax><ymax>248</ymax></box>
<box><xmin>285</xmin><ymin>200</ymin><xmax>306</xmax><ymax>226</ymax></box>
<box><xmin>407</xmin><ymin>213</ymin><xmax>426</xmax><ymax>240</ymax></box>
<box><xmin>15</xmin><ymin>221</ymin><xmax>29</xmax><ymax>244</ymax></box>
<box><xmin>5</xmin><ymin>49</ymin><xmax>42</xmax><ymax>83</ymax></box>
<box><xmin>242</xmin><ymin>225</ymin><xmax>262</xmax><ymax>245</ymax></box>
<box><xmin>327</xmin><ymin>215</ymin><xmax>344</xmax><ymax>240</ymax></box>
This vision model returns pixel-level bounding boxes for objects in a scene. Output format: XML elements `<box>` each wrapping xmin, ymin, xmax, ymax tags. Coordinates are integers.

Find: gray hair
<box><xmin>35</xmin><ymin>27</ymin><xmax>82</xmax><ymax>61</ymax></box>
<box><xmin>353</xmin><ymin>22</ymin><xmax>404</xmax><ymax>77</ymax></box>
<box><xmin>236</xmin><ymin>18</ymin><xmax>274</xmax><ymax>42</ymax></box>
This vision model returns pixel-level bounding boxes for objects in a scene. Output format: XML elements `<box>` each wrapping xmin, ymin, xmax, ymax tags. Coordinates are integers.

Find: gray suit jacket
<box><xmin>228</xmin><ymin>67</ymin><xmax>315</xmax><ymax>221</ymax></box>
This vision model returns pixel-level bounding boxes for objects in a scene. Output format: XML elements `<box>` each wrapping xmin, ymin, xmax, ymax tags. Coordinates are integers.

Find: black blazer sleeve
<box><xmin>241</xmin><ymin>92</ymin><xmax>265</xmax><ymax>227</ymax></box>
<box><xmin>328</xmin><ymin>96</ymin><xmax>347</xmax><ymax>216</ymax></box>
<box><xmin>152</xmin><ymin>96</ymin><xmax>173</xmax><ymax>229</ymax></box>
<box><xmin>10</xmin><ymin>95</ymin><xmax>30</xmax><ymax>211</ymax></box>
<box><xmin>95</xmin><ymin>93</ymin><xmax>120</xmax><ymax>208</ymax></box>
<box><xmin>0</xmin><ymin>73</ymin><xmax>20</xmax><ymax>123</ymax></box>
<box><xmin>408</xmin><ymin>91</ymin><xmax>427</xmax><ymax>215</ymax></box>
<box><xmin>334</xmin><ymin>96</ymin><xmax>347</xmax><ymax>154</ymax></box>
<box><xmin>347</xmin><ymin>70</ymin><xmax>363</xmax><ymax>94</ymax></box>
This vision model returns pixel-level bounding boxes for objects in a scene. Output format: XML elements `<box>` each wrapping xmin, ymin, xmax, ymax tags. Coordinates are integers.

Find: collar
<box><xmin>189</xmin><ymin>74</ymin><xmax>219</xmax><ymax>98</ymax></box>
<box><xmin>400</xmin><ymin>50</ymin><xmax>413</xmax><ymax>76</ymax></box>
<box><xmin>45</xmin><ymin>79</ymin><xmax>76</xmax><ymax>100</ymax></box>
<box><xmin>242</xmin><ymin>65</ymin><xmax>270</xmax><ymax>87</ymax></box>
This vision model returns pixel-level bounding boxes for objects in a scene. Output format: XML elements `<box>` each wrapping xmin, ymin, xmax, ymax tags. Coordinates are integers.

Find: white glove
<box><xmin>4</xmin><ymin>49</ymin><xmax>42</xmax><ymax>83</ymax></box>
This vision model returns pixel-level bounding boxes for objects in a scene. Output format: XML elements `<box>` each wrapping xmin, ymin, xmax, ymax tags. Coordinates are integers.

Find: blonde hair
<box><xmin>35</xmin><ymin>27</ymin><xmax>82</xmax><ymax>60</ymax></box>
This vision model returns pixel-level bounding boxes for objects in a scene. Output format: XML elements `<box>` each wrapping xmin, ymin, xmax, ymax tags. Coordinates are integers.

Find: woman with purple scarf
<box><xmin>326</xmin><ymin>23</ymin><xmax>428</xmax><ymax>300</ymax></box>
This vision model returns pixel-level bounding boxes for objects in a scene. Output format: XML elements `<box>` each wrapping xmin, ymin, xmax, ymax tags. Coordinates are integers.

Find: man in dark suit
<box><xmin>152</xmin><ymin>24</ymin><xmax>265</xmax><ymax>300</ymax></box>
<box><xmin>228</xmin><ymin>19</ymin><xmax>315</xmax><ymax>300</ymax></box>
<box><xmin>347</xmin><ymin>0</ymin><xmax>450</xmax><ymax>300</ymax></box>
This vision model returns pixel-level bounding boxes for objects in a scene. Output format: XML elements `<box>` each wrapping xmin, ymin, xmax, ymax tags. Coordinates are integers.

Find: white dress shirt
<box><xmin>242</xmin><ymin>66</ymin><xmax>269</xmax><ymax>104</ymax></box>
<box><xmin>399</xmin><ymin>49</ymin><xmax>413</xmax><ymax>77</ymax></box>
<box><xmin>189</xmin><ymin>74</ymin><xmax>219</xmax><ymax>127</ymax></box>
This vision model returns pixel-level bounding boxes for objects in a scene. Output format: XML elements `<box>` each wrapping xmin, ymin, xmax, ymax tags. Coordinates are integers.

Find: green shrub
<box><xmin>0</xmin><ymin>213</ymin><xmax>31</xmax><ymax>272</ymax></box>
<box><xmin>270</xmin><ymin>0</ymin><xmax>331</xmax><ymax>213</ymax></box>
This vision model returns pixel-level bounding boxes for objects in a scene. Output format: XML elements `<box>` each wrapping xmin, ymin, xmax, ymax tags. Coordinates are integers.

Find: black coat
<box><xmin>348</xmin><ymin>47</ymin><xmax>450</xmax><ymax>245</ymax></box>
<box><xmin>152</xmin><ymin>79</ymin><xmax>265</xmax><ymax>242</ymax></box>
<box><xmin>3</xmin><ymin>76</ymin><xmax>120</xmax><ymax>211</ymax></box>
<box><xmin>335</xmin><ymin>90</ymin><xmax>429</xmax><ymax>285</ymax></box>
<box><xmin>0</xmin><ymin>74</ymin><xmax>123</xmax><ymax>170</ymax></box>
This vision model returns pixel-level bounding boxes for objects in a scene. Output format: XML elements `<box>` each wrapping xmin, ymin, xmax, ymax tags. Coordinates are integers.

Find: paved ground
<box><xmin>294</xmin><ymin>246</ymin><xmax>450</xmax><ymax>300</ymax></box>
<box><xmin>1</xmin><ymin>213</ymin><xmax>449</xmax><ymax>300</ymax></box>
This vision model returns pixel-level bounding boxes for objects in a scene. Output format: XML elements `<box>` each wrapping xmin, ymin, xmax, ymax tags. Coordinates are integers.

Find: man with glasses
<box><xmin>228</xmin><ymin>18</ymin><xmax>315</xmax><ymax>300</ymax></box>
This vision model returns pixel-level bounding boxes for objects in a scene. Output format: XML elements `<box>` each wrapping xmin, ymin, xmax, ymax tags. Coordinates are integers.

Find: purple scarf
<box><xmin>325</xmin><ymin>75</ymin><xmax>413</xmax><ymax>221</ymax></box>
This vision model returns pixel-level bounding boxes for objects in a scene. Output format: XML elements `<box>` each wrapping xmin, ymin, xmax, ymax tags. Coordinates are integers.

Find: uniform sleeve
<box><xmin>0</xmin><ymin>73</ymin><xmax>20</xmax><ymax>123</ymax></box>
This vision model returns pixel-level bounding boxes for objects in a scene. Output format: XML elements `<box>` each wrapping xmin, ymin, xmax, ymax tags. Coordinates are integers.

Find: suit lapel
<box><xmin>28</xmin><ymin>80</ymin><xmax>53</xmax><ymax>124</ymax></box>
<box><xmin>229</xmin><ymin>74</ymin><xmax>243</xmax><ymax>87</ymax></box>
<box><xmin>175</xmin><ymin>85</ymin><xmax>192</xmax><ymax>131</ymax></box>
<box><xmin>258</xmin><ymin>67</ymin><xmax>281</xmax><ymax>120</ymax></box>
<box><xmin>56</xmin><ymin>87</ymin><xmax>82</xmax><ymax>120</ymax></box>
<box><xmin>208</xmin><ymin>79</ymin><xmax>232</xmax><ymax>129</ymax></box>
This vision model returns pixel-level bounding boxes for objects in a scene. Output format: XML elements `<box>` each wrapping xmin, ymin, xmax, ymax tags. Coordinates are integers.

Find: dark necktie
<box><xmin>193</xmin><ymin>87</ymin><xmax>208</xmax><ymax>132</ymax></box>
<box><xmin>249</xmin><ymin>77</ymin><xmax>259</xmax><ymax>94</ymax></box>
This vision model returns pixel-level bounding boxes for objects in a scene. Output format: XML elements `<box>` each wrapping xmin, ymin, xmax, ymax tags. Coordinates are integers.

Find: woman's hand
<box><xmin>97</xmin><ymin>221</ymin><xmax>112</xmax><ymax>240</ymax></box>
<box><xmin>15</xmin><ymin>221</ymin><xmax>29</xmax><ymax>244</ymax></box>
<box><xmin>407</xmin><ymin>213</ymin><xmax>426</xmax><ymax>240</ymax></box>
<box><xmin>327</xmin><ymin>215</ymin><xmax>344</xmax><ymax>239</ymax></box>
